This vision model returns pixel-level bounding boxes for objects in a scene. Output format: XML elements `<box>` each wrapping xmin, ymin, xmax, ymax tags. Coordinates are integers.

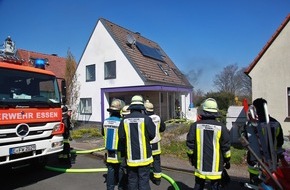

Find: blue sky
<box><xmin>1</xmin><ymin>0</ymin><xmax>290</xmax><ymax>92</ymax></box>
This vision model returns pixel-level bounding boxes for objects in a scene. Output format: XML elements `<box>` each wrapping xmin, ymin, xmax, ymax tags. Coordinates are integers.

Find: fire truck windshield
<box><xmin>0</xmin><ymin>68</ymin><xmax>61</xmax><ymax>107</ymax></box>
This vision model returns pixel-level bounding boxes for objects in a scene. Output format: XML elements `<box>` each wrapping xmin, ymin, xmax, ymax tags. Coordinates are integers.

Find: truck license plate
<box><xmin>10</xmin><ymin>144</ymin><xmax>36</xmax><ymax>155</ymax></box>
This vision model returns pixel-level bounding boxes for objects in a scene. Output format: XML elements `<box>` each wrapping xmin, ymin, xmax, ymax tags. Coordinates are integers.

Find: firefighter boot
<box><xmin>151</xmin><ymin>173</ymin><xmax>161</xmax><ymax>186</ymax></box>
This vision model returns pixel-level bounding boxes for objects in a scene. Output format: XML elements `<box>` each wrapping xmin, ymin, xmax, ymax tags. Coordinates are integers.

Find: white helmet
<box><xmin>144</xmin><ymin>100</ymin><xmax>154</xmax><ymax>112</ymax></box>
<box><xmin>107</xmin><ymin>99</ymin><xmax>125</xmax><ymax>111</ymax></box>
<box><xmin>202</xmin><ymin>98</ymin><xmax>218</xmax><ymax>113</ymax></box>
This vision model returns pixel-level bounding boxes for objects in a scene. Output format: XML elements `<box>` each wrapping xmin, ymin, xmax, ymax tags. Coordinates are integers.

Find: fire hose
<box><xmin>45</xmin><ymin>147</ymin><xmax>180</xmax><ymax>190</ymax></box>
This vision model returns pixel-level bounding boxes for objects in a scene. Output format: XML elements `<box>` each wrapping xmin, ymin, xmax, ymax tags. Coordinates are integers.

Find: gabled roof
<box><xmin>245</xmin><ymin>14</ymin><xmax>290</xmax><ymax>75</ymax></box>
<box><xmin>16</xmin><ymin>49</ymin><xmax>66</xmax><ymax>79</ymax></box>
<box><xmin>100</xmin><ymin>18</ymin><xmax>193</xmax><ymax>88</ymax></box>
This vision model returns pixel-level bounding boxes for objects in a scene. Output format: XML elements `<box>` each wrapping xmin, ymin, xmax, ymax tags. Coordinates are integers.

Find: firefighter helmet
<box><xmin>144</xmin><ymin>100</ymin><xmax>154</xmax><ymax>112</ymax></box>
<box><xmin>202</xmin><ymin>98</ymin><xmax>218</xmax><ymax>113</ymax></box>
<box><xmin>130</xmin><ymin>95</ymin><xmax>144</xmax><ymax>105</ymax></box>
<box><xmin>121</xmin><ymin>105</ymin><xmax>130</xmax><ymax>116</ymax></box>
<box><xmin>107</xmin><ymin>99</ymin><xmax>124</xmax><ymax>112</ymax></box>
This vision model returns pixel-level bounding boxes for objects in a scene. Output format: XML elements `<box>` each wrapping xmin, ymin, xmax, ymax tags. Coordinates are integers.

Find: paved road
<box><xmin>0</xmin><ymin>152</ymin><xmax>249</xmax><ymax>190</ymax></box>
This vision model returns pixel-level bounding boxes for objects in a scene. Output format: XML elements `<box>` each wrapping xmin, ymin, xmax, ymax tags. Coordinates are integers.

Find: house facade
<box><xmin>245</xmin><ymin>14</ymin><xmax>290</xmax><ymax>133</ymax></box>
<box><xmin>75</xmin><ymin>18</ymin><xmax>193</xmax><ymax>124</ymax></box>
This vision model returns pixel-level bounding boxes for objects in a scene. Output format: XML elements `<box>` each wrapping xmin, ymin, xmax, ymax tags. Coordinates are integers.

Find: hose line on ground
<box><xmin>45</xmin><ymin>166</ymin><xmax>180</xmax><ymax>190</ymax></box>
<box><xmin>67</xmin><ymin>147</ymin><xmax>180</xmax><ymax>189</ymax></box>
<box><xmin>70</xmin><ymin>147</ymin><xmax>105</xmax><ymax>154</ymax></box>
<box><xmin>160</xmin><ymin>172</ymin><xmax>180</xmax><ymax>190</ymax></box>
<box><xmin>45</xmin><ymin>166</ymin><xmax>107</xmax><ymax>173</ymax></box>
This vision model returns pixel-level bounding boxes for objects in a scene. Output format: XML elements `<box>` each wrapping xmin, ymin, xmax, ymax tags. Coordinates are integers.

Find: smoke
<box><xmin>181</xmin><ymin>56</ymin><xmax>222</xmax><ymax>92</ymax></box>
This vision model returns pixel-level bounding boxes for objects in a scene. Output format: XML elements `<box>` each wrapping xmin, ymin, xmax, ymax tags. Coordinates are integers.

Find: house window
<box><xmin>287</xmin><ymin>88</ymin><xmax>290</xmax><ymax>116</ymax></box>
<box><xmin>86</xmin><ymin>64</ymin><xmax>95</xmax><ymax>82</ymax></box>
<box><xmin>79</xmin><ymin>98</ymin><xmax>92</xmax><ymax>114</ymax></box>
<box><xmin>157</xmin><ymin>63</ymin><xmax>169</xmax><ymax>76</ymax></box>
<box><xmin>104</xmin><ymin>61</ymin><xmax>116</xmax><ymax>79</ymax></box>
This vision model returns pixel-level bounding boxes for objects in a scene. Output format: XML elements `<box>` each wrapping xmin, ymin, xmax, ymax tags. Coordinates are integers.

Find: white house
<box><xmin>75</xmin><ymin>18</ymin><xmax>193</xmax><ymax>124</ymax></box>
<box><xmin>245</xmin><ymin>14</ymin><xmax>290</xmax><ymax>134</ymax></box>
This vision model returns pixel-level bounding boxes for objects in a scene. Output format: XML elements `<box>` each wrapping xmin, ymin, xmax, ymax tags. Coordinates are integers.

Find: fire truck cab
<box><xmin>0</xmin><ymin>37</ymin><xmax>66</xmax><ymax>168</ymax></box>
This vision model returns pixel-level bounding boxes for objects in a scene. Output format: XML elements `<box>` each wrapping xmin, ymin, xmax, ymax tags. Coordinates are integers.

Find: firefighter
<box><xmin>102</xmin><ymin>99</ymin><xmax>126</xmax><ymax>190</ymax></box>
<box><xmin>59</xmin><ymin>105</ymin><xmax>72</xmax><ymax>163</ymax></box>
<box><xmin>118</xmin><ymin>95</ymin><xmax>156</xmax><ymax>190</ymax></box>
<box><xmin>144</xmin><ymin>100</ymin><xmax>166</xmax><ymax>186</ymax></box>
<box><xmin>186</xmin><ymin>98</ymin><xmax>231</xmax><ymax>190</ymax></box>
<box><xmin>242</xmin><ymin>98</ymin><xmax>284</xmax><ymax>186</ymax></box>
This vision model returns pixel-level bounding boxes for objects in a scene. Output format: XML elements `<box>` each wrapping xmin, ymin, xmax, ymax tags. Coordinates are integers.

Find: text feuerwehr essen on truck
<box><xmin>0</xmin><ymin>38</ymin><xmax>67</xmax><ymax>167</ymax></box>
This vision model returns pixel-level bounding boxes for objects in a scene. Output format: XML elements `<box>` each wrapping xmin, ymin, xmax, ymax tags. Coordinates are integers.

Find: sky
<box><xmin>1</xmin><ymin>0</ymin><xmax>290</xmax><ymax>93</ymax></box>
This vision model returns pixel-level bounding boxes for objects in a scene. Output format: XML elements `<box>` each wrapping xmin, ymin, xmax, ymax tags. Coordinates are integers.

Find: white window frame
<box><xmin>104</xmin><ymin>61</ymin><xmax>116</xmax><ymax>79</ymax></box>
<box><xmin>86</xmin><ymin>64</ymin><xmax>95</xmax><ymax>82</ymax></box>
<box><xmin>79</xmin><ymin>98</ymin><xmax>92</xmax><ymax>114</ymax></box>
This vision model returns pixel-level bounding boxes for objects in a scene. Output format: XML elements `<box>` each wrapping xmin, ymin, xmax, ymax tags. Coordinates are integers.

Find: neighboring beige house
<box><xmin>245</xmin><ymin>14</ymin><xmax>290</xmax><ymax>133</ymax></box>
<box><xmin>75</xmin><ymin>18</ymin><xmax>193</xmax><ymax>124</ymax></box>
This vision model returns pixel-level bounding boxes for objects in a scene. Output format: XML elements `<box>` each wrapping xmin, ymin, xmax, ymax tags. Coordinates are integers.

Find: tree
<box><xmin>213</xmin><ymin>64</ymin><xmax>252</xmax><ymax>99</ymax></box>
<box><xmin>236</xmin><ymin>67</ymin><xmax>252</xmax><ymax>98</ymax></box>
<box><xmin>213</xmin><ymin>64</ymin><xmax>240</xmax><ymax>94</ymax></box>
<box><xmin>65</xmin><ymin>50</ymin><xmax>79</xmax><ymax>110</ymax></box>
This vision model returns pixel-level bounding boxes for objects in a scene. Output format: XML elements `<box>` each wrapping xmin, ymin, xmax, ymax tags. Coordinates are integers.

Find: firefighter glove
<box><xmin>187</xmin><ymin>150</ymin><xmax>194</xmax><ymax>166</ymax></box>
<box><xmin>224</xmin><ymin>161</ymin><xmax>231</xmax><ymax>169</ymax></box>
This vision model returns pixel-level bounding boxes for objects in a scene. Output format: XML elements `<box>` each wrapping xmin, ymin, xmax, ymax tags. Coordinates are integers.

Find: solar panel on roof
<box><xmin>136</xmin><ymin>41</ymin><xmax>164</xmax><ymax>62</ymax></box>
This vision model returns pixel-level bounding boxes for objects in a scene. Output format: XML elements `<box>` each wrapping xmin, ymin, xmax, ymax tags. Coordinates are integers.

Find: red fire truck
<box><xmin>0</xmin><ymin>37</ymin><xmax>66</xmax><ymax>168</ymax></box>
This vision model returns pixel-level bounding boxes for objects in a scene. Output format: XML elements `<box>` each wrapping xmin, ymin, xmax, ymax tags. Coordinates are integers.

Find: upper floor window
<box><xmin>104</xmin><ymin>61</ymin><xmax>116</xmax><ymax>79</ymax></box>
<box><xmin>86</xmin><ymin>64</ymin><xmax>95</xmax><ymax>82</ymax></box>
<box><xmin>79</xmin><ymin>98</ymin><xmax>92</xmax><ymax>114</ymax></box>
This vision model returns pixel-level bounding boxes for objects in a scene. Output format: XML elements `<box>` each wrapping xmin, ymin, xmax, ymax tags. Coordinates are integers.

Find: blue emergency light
<box><xmin>32</xmin><ymin>58</ymin><xmax>48</xmax><ymax>69</ymax></box>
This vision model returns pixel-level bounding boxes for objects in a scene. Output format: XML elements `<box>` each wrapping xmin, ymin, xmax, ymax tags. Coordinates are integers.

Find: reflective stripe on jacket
<box><xmin>151</xmin><ymin>141</ymin><xmax>161</xmax><ymax>155</ymax></box>
<box><xmin>123</xmin><ymin>118</ymin><xmax>153</xmax><ymax>166</ymax></box>
<box><xmin>118</xmin><ymin>111</ymin><xmax>156</xmax><ymax>167</ymax></box>
<box><xmin>148</xmin><ymin>113</ymin><xmax>166</xmax><ymax>155</ymax></box>
<box><xmin>149</xmin><ymin>114</ymin><xmax>162</xmax><ymax>144</ymax></box>
<box><xmin>103</xmin><ymin>116</ymin><xmax>122</xmax><ymax>164</ymax></box>
<box><xmin>103</xmin><ymin>117</ymin><xmax>121</xmax><ymax>150</ymax></box>
<box><xmin>186</xmin><ymin>119</ymin><xmax>231</xmax><ymax>180</ymax></box>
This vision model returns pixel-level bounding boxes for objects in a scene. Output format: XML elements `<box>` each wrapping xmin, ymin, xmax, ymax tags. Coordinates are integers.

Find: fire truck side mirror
<box><xmin>61</xmin><ymin>79</ymin><xmax>67</xmax><ymax>104</ymax></box>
